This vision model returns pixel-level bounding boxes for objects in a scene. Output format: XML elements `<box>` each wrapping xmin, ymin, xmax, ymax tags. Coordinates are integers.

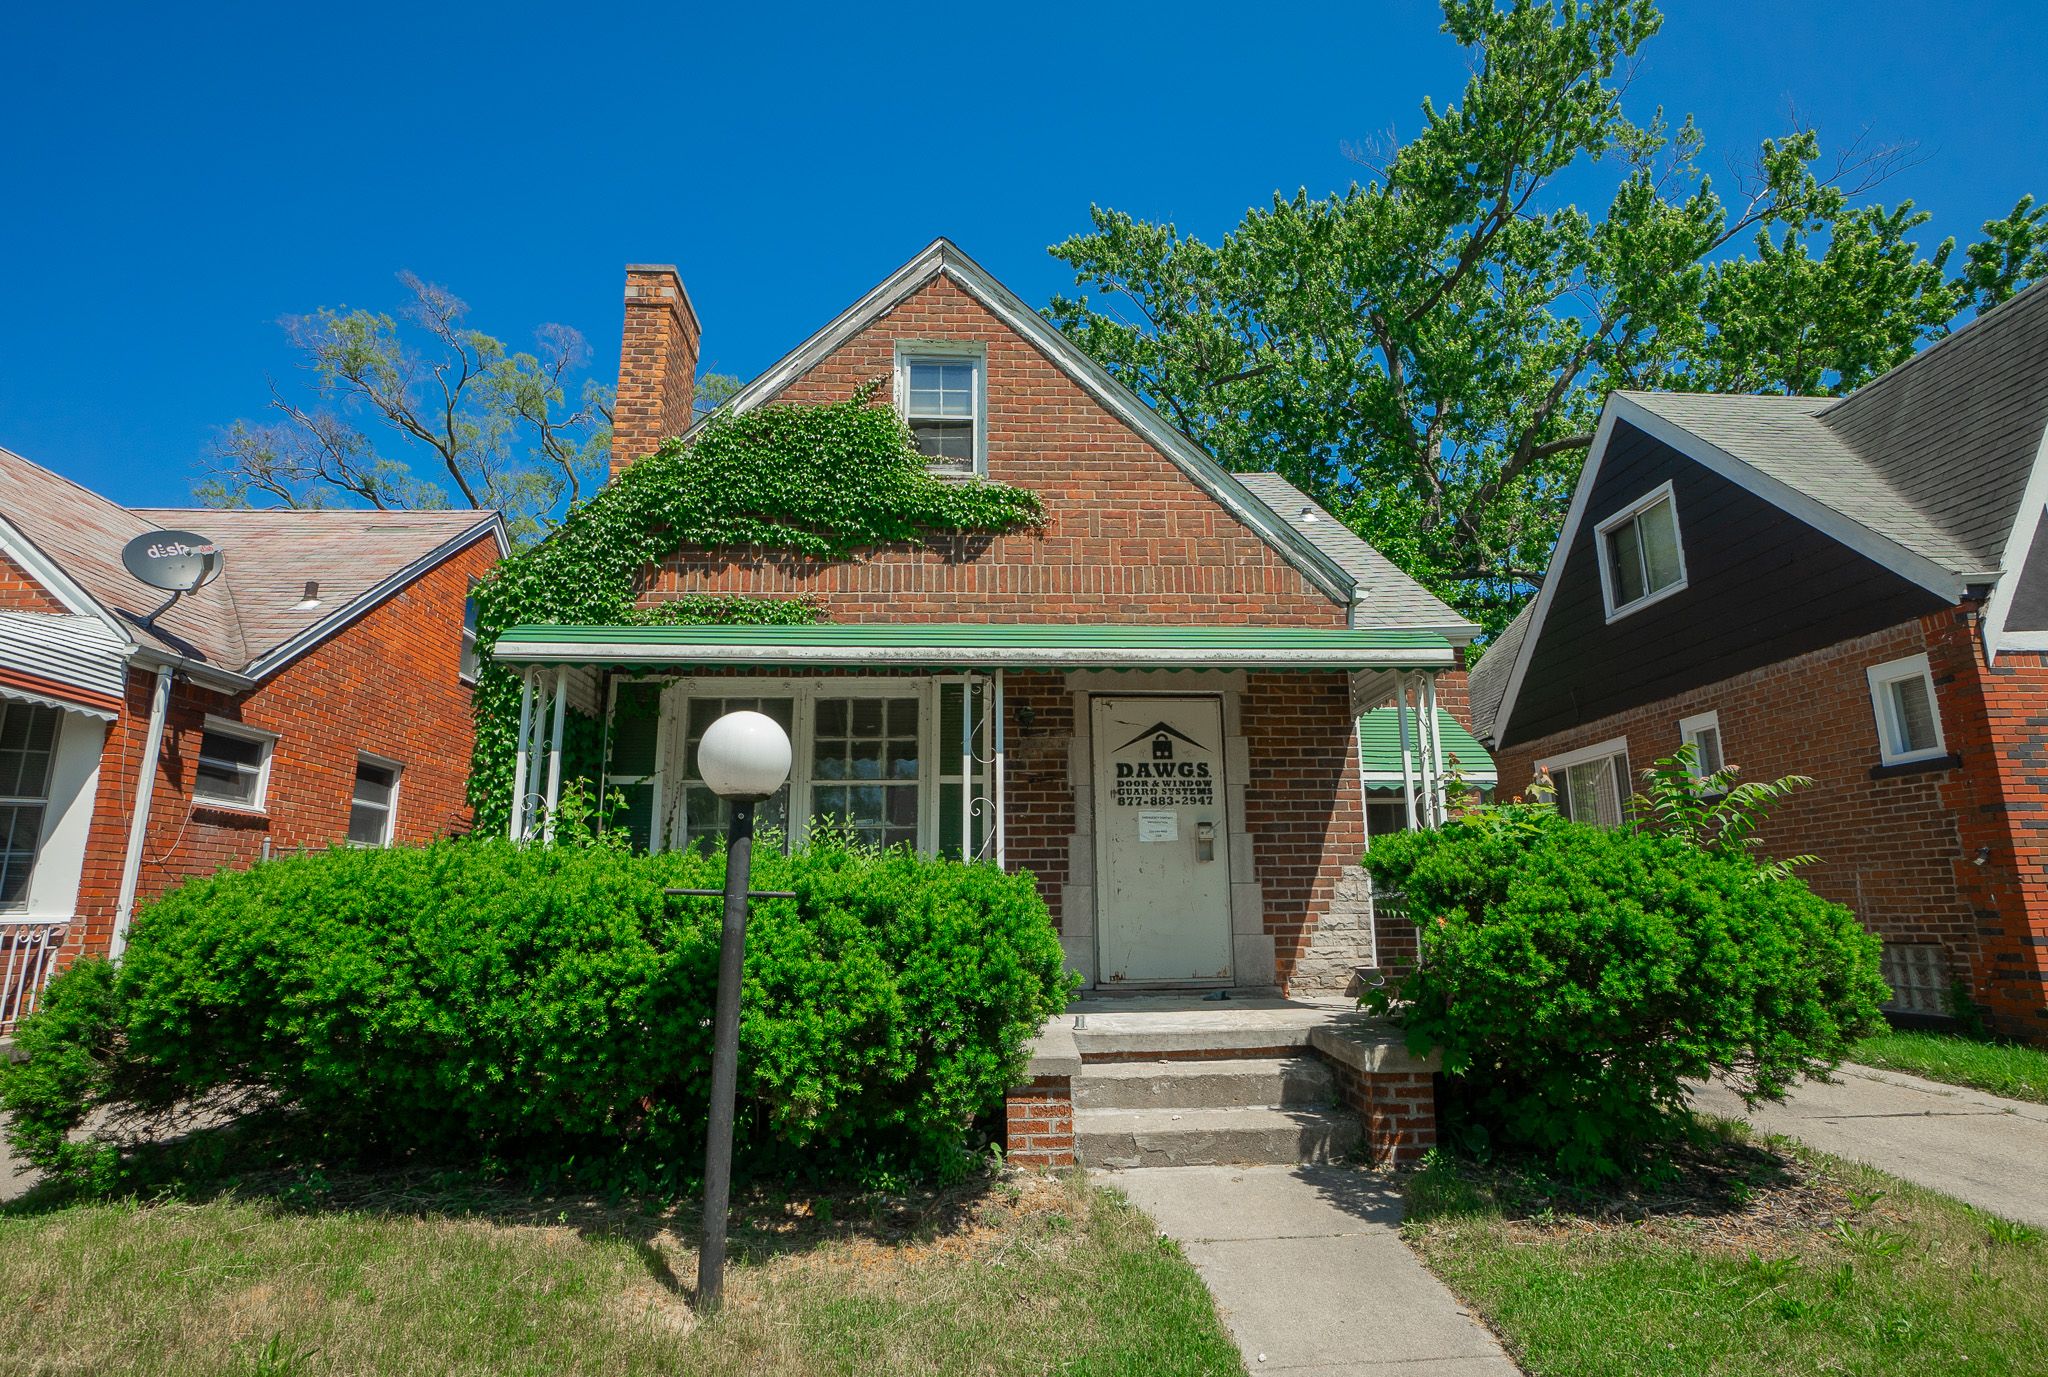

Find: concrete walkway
<box><xmin>1694</xmin><ymin>1064</ymin><xmax>2048</xmax><ymax>1227</ymax></box>
<box><xmin>1106</xmin><ymin>1164</ymin><xmax>1520</xmax><ymax>1376</ymax></box>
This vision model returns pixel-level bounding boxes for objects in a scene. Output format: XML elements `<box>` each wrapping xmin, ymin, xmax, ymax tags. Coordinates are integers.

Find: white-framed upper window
<box><xmin>0</xmin><ymin>699</ymin><xmax>61</xmax><ymax>911</ymax></box>
<box><xmin>896</xmin><ymin>343</ymin><xmax>985</xmax><ymax>477</ymax></box>
<box><xmin>1537</xmin><ymin>736</ymin><xmax>1631</xmax><ymax>827</ymax></box>
<box><xmin>348</xmin><ymin>755</ymin><xmax>402</xmax><ymax>846</ymax></box>
<box><xmin>1678</xmin><ymin>710</ymin><xmax>1725</xmax><ymax>781</ymax></box>
<box><xmin>1594</xmin><ymin>481</ymin><xmax>1688</xmax><ymax>620</ymax></box>
<box><xmin>1866</xmin><ymin>653</ymin><xmax>1946</xmax><ymax>766</ymax></box>
<box><xmin>459</xmin><ymin>583</ymin><xmax>480</xmax><ymax>682</ymax></box>
<box><xmin>193</xmin><ymin>717</ymin><xmax>276</xmax><ymax>811</ymax></box>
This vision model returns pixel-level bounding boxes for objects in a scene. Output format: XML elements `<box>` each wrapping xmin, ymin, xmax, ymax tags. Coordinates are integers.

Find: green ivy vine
<box><xmin>467</xmin><ymin>391</ymin><xmax>1044</xmax><ymax>833</ymax></box>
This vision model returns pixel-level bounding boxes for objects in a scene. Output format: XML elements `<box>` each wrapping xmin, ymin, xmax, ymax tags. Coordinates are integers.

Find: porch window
<box><xmin>0</xmin><ymin>700</ymin><xmax>60</xmax><ymax>910</ymax></box>
<box><xmin>1866</xmin><ymin>653</ymin><xmax>1945</xmax><ymax>766</ymax></box>
<box><xmin>1595</xmin><ymin>482</ymin><xmax>1686</xmax><ymax>620</ymax></box>
<box><xmin>602</xmin><ymin>680</ymin><xmax>667</xmax><ymax>851</ymax></box>
<box><xmin>899</xmin><ymin>347</ymin><xmax>983</xmax><ymax>476</ymax></box>
<box><xmin>808</xmin><ymin>696</ymin><xmax>918</xmax><ymax>849</ymax></box>
<box><xmin>682</xmin><ymin>695</ymin><xmax>796</xmax><ymax>847</ymax></box>
<box><xmin>1537</xmin><ymin>737</ymin><xmax>1630</xmax><ymax>827</ymax></box>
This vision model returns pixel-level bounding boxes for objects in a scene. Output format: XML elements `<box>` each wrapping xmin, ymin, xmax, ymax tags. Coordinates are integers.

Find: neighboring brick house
<box><xmin>491</xmin><ymin>239</ymin><xmax>1479</xmax><ymax>996</ymax></box>
<box><xmin>1470</xmin><ymin>280</ymin><xmax>2048</xmax><ymax>1040</ymax></box>
<box><xmin>0</xmin><ymin>446</ymin><xmax>505</xmax><ymax>1027</ymax></box>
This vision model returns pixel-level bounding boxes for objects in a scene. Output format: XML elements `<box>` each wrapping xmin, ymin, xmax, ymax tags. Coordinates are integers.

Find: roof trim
<box><xmin>692</xmin><ymin>238</ymin><xmax>1359</xmax><ymax>608</ymax></box>
<box><xmin>1489</xmin><ymin>393</ymin><xmax>1973</xmax><ymax>748</ymax></box>
<box><xmin>238</xmin><ymin>513</ymin><xmax>508</xmax><ymax>682</ymax></box>
<box><xmin>1977</xmin><ymin>415</ymin><xmax>2048</xmax><ymax>662</ymax></box>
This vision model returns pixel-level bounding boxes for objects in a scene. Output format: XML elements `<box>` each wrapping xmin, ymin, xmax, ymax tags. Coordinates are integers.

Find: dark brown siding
<box><xmin>1502</xmin><ymin>421</ymin><xmax>1949</xmax><ymax>747</ymax></box>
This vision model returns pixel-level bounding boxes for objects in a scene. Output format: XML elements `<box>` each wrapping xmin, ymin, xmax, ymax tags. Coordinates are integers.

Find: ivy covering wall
<box><xmin>467</xmin><ymin>392</ymin><xmax>1044</xmax><ymax>834</ymax></box>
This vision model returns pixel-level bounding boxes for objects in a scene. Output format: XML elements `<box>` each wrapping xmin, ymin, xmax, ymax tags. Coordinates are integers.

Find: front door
<box><xmin>1092</xmin><ymin>696</ymin><xmax>1232</xmax><ymax>984</ymax></box>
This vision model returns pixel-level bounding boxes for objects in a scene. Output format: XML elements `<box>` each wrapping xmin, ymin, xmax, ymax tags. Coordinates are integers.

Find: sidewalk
<box><xmin>1694</xmin><ymin>1063</ymin><xmax>2048</xmax><ymax>1227</ymax></box>
<box><xmin>1105</xmin><ymin>1164</ymin><xmax>1520</xmax><ymax>1376</ymax></box>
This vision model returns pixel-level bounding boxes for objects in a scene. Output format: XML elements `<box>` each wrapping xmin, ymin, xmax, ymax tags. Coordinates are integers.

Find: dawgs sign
<box><xmin>1111</xmin><ymin>722</ymin><xmax>1216</xmax><ymax>809</ymax></box>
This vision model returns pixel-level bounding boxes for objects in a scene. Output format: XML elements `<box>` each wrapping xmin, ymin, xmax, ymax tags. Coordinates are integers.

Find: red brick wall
<box><xmin>62</xmin><ymin>536</ymin><xmax>499</xmax><ymax>960</ymax></box>
<box><xmin>1003</xmin><ymin>1075</ymin><xmax>1075</xmax><ymax>1168</ymax></box>
<box><xmin>640</xmin><ymin>274</ymin><xmax>1345</xmax><ymax>625</ymax></box>
<box><xmin>1494</xmin><ymin>608</ymin><xmax>2048</xmax><ymax>1038</ymax></box>
<box><xmin>1326</xmin><ymin>1064</ymin><xmax>1437</xmax><ymax>1167</ymax></box>
<box><xmin>0</xmin><ymin>550</ymin><xmax>69</xmax><ymax>613</ymax></box>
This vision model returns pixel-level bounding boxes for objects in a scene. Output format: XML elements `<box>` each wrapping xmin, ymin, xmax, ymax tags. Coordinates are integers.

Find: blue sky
<box><xmin>2</xmin><ymin>1</ymin><xmax>2041</xmax><ymax>509</ymax></box>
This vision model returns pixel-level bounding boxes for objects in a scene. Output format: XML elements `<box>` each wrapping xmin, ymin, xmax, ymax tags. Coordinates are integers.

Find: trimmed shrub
<box><xmin>2</xmin><ymin>837</ymin><xmax>1073</xmax><ymax>1193</ymax></box>
<box><xmin>1365</xmin><ymin>805</ymin><xmax>1887</xmax><ymax>1177</ymax></box>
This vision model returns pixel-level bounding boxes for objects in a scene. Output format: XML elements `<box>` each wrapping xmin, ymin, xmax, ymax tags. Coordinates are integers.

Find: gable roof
<box><xmin>1466</xmin><ymin>601</ymin><xmax>1532</xmax><ymax>745</ymax></box>
<box><xmin>0</xmin><ymin>444</ymin><xmax>505</xmax><ymax>683</ymax></box>
<box><xmin>1233</xmin><ymin>472</ymin><xmax>1477</xmax><ymax>638</ymax></box>
<box><xmin>1489</xmin><ymin>280</ymin><xmax>2048</xmax><ymax>745</ymax></box>
<box><xmin>698</xmin><ymin>238</ymin><xmax>1359</xmax><ymax>609</ymax></box>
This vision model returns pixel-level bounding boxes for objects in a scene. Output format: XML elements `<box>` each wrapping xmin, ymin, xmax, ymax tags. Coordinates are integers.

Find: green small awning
<box><xmin>491</xmin><ymin>622</ymin><xmax>1457</xmax><ymax>671</ymax></box>
<box><xmin>1359</xmin><ymin>705</ymin><xmax>1495</xmax><ymax>784</ymax></box>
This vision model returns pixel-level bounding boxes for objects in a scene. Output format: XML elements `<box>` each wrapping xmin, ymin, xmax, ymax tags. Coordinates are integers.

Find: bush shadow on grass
<box><xmin>1</xmin><ymin>1106</ymin><xmax>1011</xmax><ymax>1306</ymax></box>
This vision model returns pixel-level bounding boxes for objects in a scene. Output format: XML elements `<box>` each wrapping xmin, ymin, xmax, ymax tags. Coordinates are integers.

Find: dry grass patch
<box><xmin>0</xmin><ymin>1170</ymin><xmax>1243</xmax><ymax>1377</ymax></box>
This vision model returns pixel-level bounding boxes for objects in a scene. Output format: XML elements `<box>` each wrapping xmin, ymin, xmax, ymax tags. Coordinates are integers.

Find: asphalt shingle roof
<box><xmin>0</xmin><ymin>445</ymin><xmax>497</xmax><ymax>675</ymax></box>
<box><xmin>1232</xmin><ymin>472</ymin><xmax>1477</xmax><ymax>634</ymax></box>
<box><xmin>1466</xmin><ymin>600</ymin><xmax>1532</xmax><ymax>745</ymax></box>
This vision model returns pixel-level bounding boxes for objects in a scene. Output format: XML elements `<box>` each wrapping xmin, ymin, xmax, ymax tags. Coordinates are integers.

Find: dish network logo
<box><xmin>144</xmin><ymin>539</ymin><xmax>218</xmax><ymax>559</ymax></box>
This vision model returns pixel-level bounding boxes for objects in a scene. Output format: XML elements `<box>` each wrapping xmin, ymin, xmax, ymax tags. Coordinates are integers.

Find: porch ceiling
<box><xmin>489</xmin><ymin>622</ymin><xmax>1460</xmax><ymax>671</ymax></box>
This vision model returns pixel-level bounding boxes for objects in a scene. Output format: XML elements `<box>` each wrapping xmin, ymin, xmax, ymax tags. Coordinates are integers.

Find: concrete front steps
<box><xmin>1074</xmin><ymin>1052</ymin><xmax>1362</xmax><ymax>1169</ymax></box>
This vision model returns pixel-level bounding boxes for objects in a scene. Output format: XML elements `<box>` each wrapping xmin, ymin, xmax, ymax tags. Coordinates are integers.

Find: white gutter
<box><xmin>108</xmin><ymin>664</ymin><xmax>173</xmax><ymax>961</ymax></box>
<box><xmin>490</xmin><ymin>642</ymin><xmax>1459</xmax><ymax>671</ymax></box>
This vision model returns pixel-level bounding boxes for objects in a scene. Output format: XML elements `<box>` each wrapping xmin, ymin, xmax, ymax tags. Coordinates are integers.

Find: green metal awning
<box><xmin>491</xmin><ymin>623</ymin><xmax>1458</xmax><ymax>671</ymax></box>
<box><xmin>1359</xmin><ymin>705</ymin><xmax>1496</xmax><ymax>783</ymax></box>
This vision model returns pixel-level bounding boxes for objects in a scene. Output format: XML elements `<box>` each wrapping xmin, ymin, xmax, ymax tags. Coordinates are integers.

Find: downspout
<box><xmin>109</xmin><ymin>664</ymin><xmax>173</xmax><ymax>962</ymax></box>
<box><xmin>510</xmin><ymin>669</ymin><xmax>534</xmax><ymax>840</ymax></box>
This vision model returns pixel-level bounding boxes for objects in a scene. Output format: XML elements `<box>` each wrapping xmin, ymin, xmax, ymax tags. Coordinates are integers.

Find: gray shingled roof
<box><xmin>0</xmin><ymin>445</ymin><xmax>499</xmax><ymax>675</ymax></box>
<box><xmin>1466</xmin><ymin>600</ymin><xmax>1532</xmax><ymax>744</ymax></box>
<box><xmin>1623</xmin><ymin>278</ymin><xmax>2048</xmax><ymax>580</ymax></box>
<box><xmin>1232</xmin><ymin>472</ymin><xmax>1477</xmax><ymax>634</ymax></box>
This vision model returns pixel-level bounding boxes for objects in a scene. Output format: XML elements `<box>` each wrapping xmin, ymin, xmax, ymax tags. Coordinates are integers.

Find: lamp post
<box><xmin>683</xmin><ymin>709</ymin><xmax>791</xmax><ymax>1313</ymax></box>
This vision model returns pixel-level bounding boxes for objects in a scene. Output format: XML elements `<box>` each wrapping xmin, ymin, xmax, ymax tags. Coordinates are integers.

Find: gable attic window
<box><xmin>1595</xmin><ymin>480</ymin><xmax>1687</xmax><ymax>620</ymax></box>
<box><xmin>1536</xmin><ymin>736</ymin><xmax>1630</xmax><ymax>828</ymax></box>
<box><xmin>1866</xmin><ymin>653</ymin><xmax>1946</xmax><ymax>766</ymax></box>
<box><xmin>897</xmin><ymin>345</ymin><xmax>984</xmax><ymax>477</ymax></box>
<box><xmin>193</xmin><ymin>718</ymin><xmax>275</xmax><ymax>811</ymax></box>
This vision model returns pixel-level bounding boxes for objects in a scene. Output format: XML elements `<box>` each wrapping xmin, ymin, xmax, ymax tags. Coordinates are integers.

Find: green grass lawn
<box><xmin>1849</xmin><ymin>1029</ymin><xmax>2048</xmax><ymax>1104</ymax></box>
<box><xmin>1402</xmin><ymin>1121</ymin><xmax>2048</xmax><ymax>1377</ymax></box>
<box><xmin>0</xmin><ymin>1170</ymin><xmax>1243</xmax><ymax>1377</ymax></box>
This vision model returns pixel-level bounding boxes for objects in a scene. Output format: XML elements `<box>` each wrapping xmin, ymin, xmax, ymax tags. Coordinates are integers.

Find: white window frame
<box><xmin>193</xmin><ymin>715</ymin><xmax>277</xmax><ymax>813</ymax></box>
<box><xmin>458</xmin><ymin>581</ymin><xmax>480</xmax><ymax>683</ymax></box>
<box><xmin>0</xmin><ymin>700</ymin><xmax>63</xmax><ymax>913</ymax></box>
<box><xmin>1677</xmin><ymin>709</ymin><xmax>1724</xmax><ymax>781</ymax></box>
<box><xmin>1865</xmin><ymin>653</ymin><xmax>1947</xmax><ymax>766</ymax></box>
<box><xmin>894</xmin><ymin>341</ymin><xmax>987</xmax><ymax>478</ymax></box>
<box><xmin>348</xmin><ymin>752</ymin><xmax>403</xmax><ymax>847</ymax></box>
<box><xmin>1535</xmin><ymin>735</ymin><xmax>1632</xmax><ymax>826</ymax></box>
<box><xmin>1593</xmin><ymin>480</ymin><xmax>1689</xmax><ymax>622</ymax></box>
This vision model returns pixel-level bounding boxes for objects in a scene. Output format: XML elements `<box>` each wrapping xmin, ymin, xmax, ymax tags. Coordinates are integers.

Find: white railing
<box><xmin>0</xmin><ymin>918</ymin><xmax>69</xmax><ymax>1033</ymax></box>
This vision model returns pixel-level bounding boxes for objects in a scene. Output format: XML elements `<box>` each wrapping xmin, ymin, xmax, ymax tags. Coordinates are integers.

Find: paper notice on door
<box><xmin>1137</xmin><ymin>810</ymin><xmax>1179</xmax><ymax>843</ymax></box>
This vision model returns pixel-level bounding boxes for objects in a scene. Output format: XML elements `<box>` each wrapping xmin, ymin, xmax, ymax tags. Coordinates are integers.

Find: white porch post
<box><xmin>960</xmin><ymin>674</ymin><xmax>974</xmax><ymax>860</ymax></box>
<box><xmin>542</xmin><ymin>665</ymin><xmax>569</xmax><ymax>841</ymax></box>
<box><xmin>510</xmin><ymin>669</ymin><xmax>534</xmax><ymax>841</ymax></box>
<box><xmin>992</xmin><ymin>668</ymin><xmax>1006</xmax><ymax>868</ymax></box>
<box><xmin>1421</xmin><ymin>673</ymin><xmax>1443</xmax><ymax>826</ymax></box>
<box><xmin>1396</xmin><ymin>674</ymin><xmax>1418</xmax><ymax>830</ymax></box>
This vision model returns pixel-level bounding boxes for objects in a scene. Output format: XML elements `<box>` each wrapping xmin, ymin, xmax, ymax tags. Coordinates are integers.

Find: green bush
<box><xmin>1365</xmin><ymin>805</ymin><xmax>1887</xmax><ymax>1177</ymax></box>
<box><xmin>1</xmin><ymin>837</ymin><xmax>1074</xmax><ymax>1193</ymax></box>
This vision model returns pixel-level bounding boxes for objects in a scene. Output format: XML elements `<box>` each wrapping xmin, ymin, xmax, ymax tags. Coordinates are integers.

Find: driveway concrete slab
<box><xmin>1694</xmin><ymin>1064</ymin><xmax>2048</xmax><ymax>1227</ymax></box>
<box><xmin>1105</xmin><ymin>1164</ymin><xmax>1521</xmax><ymax>1375</ymax></box>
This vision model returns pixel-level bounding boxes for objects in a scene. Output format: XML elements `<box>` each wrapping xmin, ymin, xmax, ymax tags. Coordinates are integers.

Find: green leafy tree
<box><xmin>201</xmin><ymin>272</ymin><xmax>738</xmax><ymax>545</ymax></box>
<box><xmin>1047</xmin><ymin>0</ymin><xmax>2040</xmax><ymax>636</ymax></box>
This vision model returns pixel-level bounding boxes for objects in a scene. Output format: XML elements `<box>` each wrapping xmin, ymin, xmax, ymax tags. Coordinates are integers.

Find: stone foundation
<box><xmin>1287</xmin><ymin>864</ymin><xmax>1376</xmax><ymax>995</ymax></box>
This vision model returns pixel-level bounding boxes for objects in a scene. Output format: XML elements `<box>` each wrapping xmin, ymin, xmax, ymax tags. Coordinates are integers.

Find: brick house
<box><xmin>1470</xmin><ymin>280</ymin><xmax>2048</xmax><ymax>1040</ymax></box>
<box><xmin>492</xmin><ymin>240</ymin><xmax>1479</xmax><ymax>999</ymax></box>
<box><xmin>0</xmin><ymin>446</ymin><xmax>504</xmax><ymax>1027</ymax></box>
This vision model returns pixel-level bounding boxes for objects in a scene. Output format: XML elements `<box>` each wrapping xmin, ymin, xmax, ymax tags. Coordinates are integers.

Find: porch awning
<box><xmin>1359</xmin><ymin>704</ymin><xmax>1495</xmax><ymax>784</ymax></box>
<box><xmin>491</xmin><ymin>623</ymin><xmax>1459</xmax><ymax>671</ymax></box>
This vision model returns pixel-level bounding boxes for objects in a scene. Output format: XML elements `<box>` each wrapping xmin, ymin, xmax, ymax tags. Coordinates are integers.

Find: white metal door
<box><xmin>1092</xmin><ymin>696</ymin><xmax>1232</xmax><ymax>984</ymax></box>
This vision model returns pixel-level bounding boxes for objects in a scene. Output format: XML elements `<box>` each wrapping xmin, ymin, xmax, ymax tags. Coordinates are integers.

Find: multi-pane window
<box><xmin>1866</xmin><ymin>654</ymin><xmax>1945</xmax><ymax>765</ymax></box>
<box><xmin>193</xmin><ymin>724</ymin><xmax>271</xmax><ymax>809</ymax></box>
<box><xmin>809</xmin><ymin>696</ymin><xmax>919</xmax><ymax>850</ymax></box>
<box><xmin>348</xmin><ymin>758</ymin><xmax>400</xmax><ymax>845</ymax></box>
<box><xmin>682</xmin><ymin>696</ymin><xmax>796</xmax><ymax>849</ymax></box>
<box><xmin>1679</xmin><ymin>710</ymin><xmax>1724</xmax><ymax>780</ymax></box>
<box><xmin>0</xmin><ymin>701</ymin><xmax>59</xmax><ymax>910</ymax></box>
<box><xmin>1597</xmin><ymin>484</ymin><xmax>1686</xmax><ymax>617</ymax></box>
<box><xmin>1540</xmin><ymin>740</ymin><xmax>1630</xmax><ymax>827</ymax></box>
<box><xmin>902</xmin><ymin>353</ymin><xmax>980</xmax><ymax>475</ymax></box>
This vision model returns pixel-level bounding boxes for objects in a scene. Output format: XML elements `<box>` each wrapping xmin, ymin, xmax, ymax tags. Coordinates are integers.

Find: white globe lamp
<box><xmin>696</xmin><ymin>710</ymin><xmax>792</xmax><ymax>801</ymax></box>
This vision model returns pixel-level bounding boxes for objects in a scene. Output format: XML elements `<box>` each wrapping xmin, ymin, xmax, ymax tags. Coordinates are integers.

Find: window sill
<box><xmin>1869</xmin><ymin>752</ymin><xmax>1961</xmax><ymax>780</ymax></box>
<box><xmin>192</xmin><ymin>799</ymin><xmax>271</xmax><ymax>820</ymax></box>
<box><xmin>1601</xmin><ymin>577</ymin><xmax>1689</xmax><ymax>624</ymax></box>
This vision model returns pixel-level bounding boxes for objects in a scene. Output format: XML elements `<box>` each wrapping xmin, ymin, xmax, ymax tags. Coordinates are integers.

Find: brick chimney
<box><xmin>610</xmin><ymin>264</ymin><xmax>701</xmax><ymax>477</ymax></box>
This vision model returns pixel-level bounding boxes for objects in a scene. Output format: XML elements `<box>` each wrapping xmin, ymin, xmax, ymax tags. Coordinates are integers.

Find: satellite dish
<box><xmin>121</xmin><ymin>530</ymin><xmax>223</xmax><ymax>594</ymax></box>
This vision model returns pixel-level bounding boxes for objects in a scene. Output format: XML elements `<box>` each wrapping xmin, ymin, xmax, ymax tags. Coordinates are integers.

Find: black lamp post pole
<box><xmin>697</xmin><ymin>797</ymin><xmax>756</xmax><ymax>1313</ymax></box>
